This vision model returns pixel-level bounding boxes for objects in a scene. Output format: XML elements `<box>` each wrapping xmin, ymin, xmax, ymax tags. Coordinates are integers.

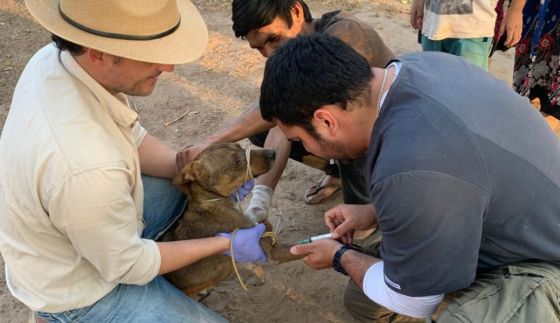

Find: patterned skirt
<box><xmin>513</xmin><ymin>0</ymin><xmax>560</xmax><ymax>118</ymax></box>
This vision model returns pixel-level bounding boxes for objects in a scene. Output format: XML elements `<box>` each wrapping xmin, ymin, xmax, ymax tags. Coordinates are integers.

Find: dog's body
<box><xmin>161</xmin><ymin>143</ymin><xmax>299</xmax><ymax>296</ymax></box>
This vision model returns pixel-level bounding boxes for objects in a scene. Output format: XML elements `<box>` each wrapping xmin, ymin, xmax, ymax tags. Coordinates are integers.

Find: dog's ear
<box><xmin>172</xmin><ymin>161</ymin><xmax>197</xmax><ymax>186</ymax></box>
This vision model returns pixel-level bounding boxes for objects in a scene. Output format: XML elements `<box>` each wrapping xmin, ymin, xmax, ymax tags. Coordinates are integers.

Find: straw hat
<box><xmin>25</xmin><ymin>0</ymin><xmax>208</xmax><ymax>65</ymax></box>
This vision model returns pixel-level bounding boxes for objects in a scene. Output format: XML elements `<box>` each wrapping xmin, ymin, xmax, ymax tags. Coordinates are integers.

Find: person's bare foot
<box><xmin>304</xmin><ymin>175</ymin><xmax>341</xmax><ymax>204</ymax></box>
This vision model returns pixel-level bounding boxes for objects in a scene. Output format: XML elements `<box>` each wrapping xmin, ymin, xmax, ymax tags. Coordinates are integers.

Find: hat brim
<box><xmin>25</xmin><ymin>0</ymin><xmax>208</xmax><ymax>65</ymax></box>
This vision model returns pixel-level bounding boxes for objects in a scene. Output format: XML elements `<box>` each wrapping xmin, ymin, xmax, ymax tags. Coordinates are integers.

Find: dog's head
<box><xmin>172</xmin><ymin>143</ymin><xmax>276</xmax><ymax>196</ymax></box>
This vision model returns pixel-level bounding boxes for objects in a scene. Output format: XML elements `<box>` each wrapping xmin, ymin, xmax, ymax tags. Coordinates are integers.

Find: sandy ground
<box><xmin>0</xmin><ymin>0</ymin><xmax>515</xmax><ymax>322</ymax></box>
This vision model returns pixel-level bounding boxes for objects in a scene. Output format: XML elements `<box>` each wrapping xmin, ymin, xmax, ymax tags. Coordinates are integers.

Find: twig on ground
<box><xmin>164</xmin><ymin>110</ymin><xmax>198</xmax><ymax>127</ymax></box>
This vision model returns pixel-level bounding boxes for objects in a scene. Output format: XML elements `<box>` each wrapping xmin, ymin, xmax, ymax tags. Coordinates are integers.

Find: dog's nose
<box><xmin>265</xmin><ymin>150</ymin><xmax>276</xmax><ymax>160</ymax></box>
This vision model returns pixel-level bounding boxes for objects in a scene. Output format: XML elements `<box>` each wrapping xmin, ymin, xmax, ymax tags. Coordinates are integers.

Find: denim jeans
<box><xmin>37</xmin><ymin>176</ymin><xmax>226</xmax><ymax>323</ymax></box>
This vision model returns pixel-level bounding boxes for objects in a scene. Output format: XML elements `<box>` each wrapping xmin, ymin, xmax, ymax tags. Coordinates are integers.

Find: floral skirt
<box><xmin>513</xmin><ymin>0</ymin><xmax>559</xmax><ymax>117</ymax></box>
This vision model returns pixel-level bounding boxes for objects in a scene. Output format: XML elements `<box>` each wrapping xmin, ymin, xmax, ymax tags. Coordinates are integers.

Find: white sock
<box><xmin>245</xmin><ymin>185</ymin><xmax>273</xmax><ymax>224</ymax></box>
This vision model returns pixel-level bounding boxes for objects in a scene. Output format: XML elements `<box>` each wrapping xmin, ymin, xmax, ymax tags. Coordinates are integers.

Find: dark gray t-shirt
<box><xmin>367</xmin><ymin>52</ymin><xmax>560</xmax><ymax>297</ymax></box>
<box><xmin>314</xmin><ymin>11</ymin><xmax>394</xmax><ymax>68</ymax></box>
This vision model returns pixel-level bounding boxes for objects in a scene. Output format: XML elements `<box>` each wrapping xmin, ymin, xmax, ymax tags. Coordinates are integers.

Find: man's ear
<box><xmin>291</xmin><ymin>1</ymin><xmax>304</xmax><ymax>24</ymax></box>
<box><xmin>313</xmin><ymin>107</ymin><xmax>339</xmax><ymax>137</ymax></box>
<box><xmin>171</xmin><ymin>161</ymin><xmax>197</xmax><ymax>186</ymax></box>
<box><xmin>86</xmin><ymin>48</ymin><xmax>106</xmax><ymax>66</ymax></box>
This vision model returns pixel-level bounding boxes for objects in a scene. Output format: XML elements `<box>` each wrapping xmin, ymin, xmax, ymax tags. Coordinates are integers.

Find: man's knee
<box><xmin>344</xmin><ymin>279</ymin><xmax>383</xmax><ymax>321</ymax></box>
<box><xmin>437</xmin><ymin>263</ymin><xmax>560</xmax><ymax>322</ymax></box>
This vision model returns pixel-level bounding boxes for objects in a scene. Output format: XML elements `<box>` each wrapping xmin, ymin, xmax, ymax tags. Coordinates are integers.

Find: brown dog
<box><xmin>161</xmin><ymin>143</ymin><xmax>300</xmax><ymax>296</ymax></box>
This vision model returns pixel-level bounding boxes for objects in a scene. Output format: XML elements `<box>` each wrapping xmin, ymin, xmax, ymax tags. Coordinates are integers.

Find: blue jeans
<box><xmin>37</xmin><ymin>176</ymin><xmax>226</xmax><ymax>323</ymax></box>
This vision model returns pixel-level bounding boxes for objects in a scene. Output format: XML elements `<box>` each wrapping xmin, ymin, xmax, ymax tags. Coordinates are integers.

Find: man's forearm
<box><xmin>138</xmin><ymin>134</ymin><xmax>177</xmax><ymax>178</ymax></box>
<box><xmin>341</xmin><ymin>249</ymin><xmax>381</xmax><ymax>288</ymax></box>
<box><xmin>208</xmin><ymin>101</ymin><xmax>275</xmax><ymax>143</ymax></box>
<box><xmin>157</xmin><ymin>237</ymin><xmax>229</xmax><ymax>275</ymax></box>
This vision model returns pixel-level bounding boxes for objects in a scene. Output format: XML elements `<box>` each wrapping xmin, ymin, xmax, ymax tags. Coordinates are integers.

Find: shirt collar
<box><xmin>59</xmin><ymin>50</ymin><xmax>139</xmax><ymax>129</ymax></box>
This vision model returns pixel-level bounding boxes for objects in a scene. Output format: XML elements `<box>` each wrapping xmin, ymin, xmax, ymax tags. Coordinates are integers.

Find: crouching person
<box><xmin>261</xmin><ymin>34</ymin><xmax>560</xmax><ymax>322</ymax></box>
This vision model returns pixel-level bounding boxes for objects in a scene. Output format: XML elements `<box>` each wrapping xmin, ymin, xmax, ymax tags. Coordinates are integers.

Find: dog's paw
<box><xmin>244</xmin><ymin>206</ymin><xmax>268</xmax><ymax>224</ymax></box>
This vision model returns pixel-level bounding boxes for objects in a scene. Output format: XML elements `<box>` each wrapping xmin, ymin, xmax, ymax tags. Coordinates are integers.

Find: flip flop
<box><xmin>304</xmin><ymin>175</ymin><xmax>341</xmax><ymax>204</ymax></box>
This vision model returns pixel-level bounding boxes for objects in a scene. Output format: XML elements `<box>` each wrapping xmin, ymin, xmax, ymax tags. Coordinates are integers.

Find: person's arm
<box><xmin>176</xmin><ymin>101</ymin><xmax>276</xmax><ymax>166</ymax></box>
<box><xmin>157</xmin><ymin>237</ymin><xmax>229</xmax><ymax>274</ymax></box>
<box><xmin>325</xmin><ymin>203</ymin><xmax>378</xmax><ymax>244</ymax></box>
<box><xmin>359</xmin><ymin>261</ymin><xmax>444</xmax><ymax>318</ymax></box>
<box><xmin>206</xmin><ymin>100</ymin><xmax>275</xmax><ymax>144</ymax></box>
<box><xmin>50</xmin><ymin>168</ymin><xmax>164</xmax><ymax>285</ymax></box>
<box><xmin>291</xmin><ymin>240</ymin><xmax>442</xmax><ymax>318</ymax></box>
<box><xmin>138</xmin><ymin>133</ymin><xmax>177</xmax><ymax>178</ymax></box>
<box><xmin>410</xmin><ymin>0</ymin><xmax>426</xmax><ymax>30</ymax></box>
<box><xmin>500</xmin><ymin>0</ymin><xmax>526</xmax><ymax>47</ymax></box>
<box><xmin>158</xmin><ymin>223</ymin><xmax>267</xmax><ymax>274</ymax></box>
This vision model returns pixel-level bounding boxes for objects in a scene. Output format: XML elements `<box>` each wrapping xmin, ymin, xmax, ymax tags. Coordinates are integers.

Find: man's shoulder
<box><xmin>316</xmin><ymin>10</ymin><xmax>394</xmax><ymax>67</ymax></box>
<box><xmin>317</xmin><ymin>10</ymin><xmax>371</xmax><ymax>35</ymax></box>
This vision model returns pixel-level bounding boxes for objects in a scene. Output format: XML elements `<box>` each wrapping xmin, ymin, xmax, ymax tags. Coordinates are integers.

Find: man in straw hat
<box><xmin>0</xmin><ymin>1</ymin><xmax>267</xmax><ymax>321</ymax></box>
<box><xmin>263</xmin><ymin>34</ymin><xmax>560</xmax><ymax>321</ymax></box>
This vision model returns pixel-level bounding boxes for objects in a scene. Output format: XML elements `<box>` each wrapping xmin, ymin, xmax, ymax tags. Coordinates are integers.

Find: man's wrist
<box><xmin>214</xmin><ymin>234</ymin><xmax>231</xmax><ymax>254</ymax></box>
<box><xmin>332</xmin><ymin>244</ymin><xmax>358</xmax><ymax>275</ymax></box>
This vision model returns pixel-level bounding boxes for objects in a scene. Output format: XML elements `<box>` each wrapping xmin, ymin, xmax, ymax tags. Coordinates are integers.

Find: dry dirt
<box><xmin>0</xmin><ymin>0</ymin><xmax>514</xmax><ymax>322</ymax></box>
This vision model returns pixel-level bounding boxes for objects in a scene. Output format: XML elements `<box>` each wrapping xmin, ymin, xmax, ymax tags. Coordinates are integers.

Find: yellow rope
<box><xmin>261</xmin><ymin>231</ymin><xmax>278</xmax><ymax>245</ymax></box>
<box><xmin>229</xmin><ymin>228</ymin><xmax>248</xmax><ymax>291</ymax></box>
<box><xmin>229</xmin><ymin>230</ymin><xmax>279</xmax><ymax>291</ymax></box>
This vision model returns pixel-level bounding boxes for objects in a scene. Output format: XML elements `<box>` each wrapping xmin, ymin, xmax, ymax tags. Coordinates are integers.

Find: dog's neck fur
<box><xmin>186</xmin><ymin>182</ymin><xmax>235</xmax><ymax>207</ymax></box>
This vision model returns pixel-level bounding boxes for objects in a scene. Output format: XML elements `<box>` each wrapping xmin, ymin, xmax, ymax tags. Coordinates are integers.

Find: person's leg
<box><xmin>436</xmin><ymin>262</ymin><xmax>560</xmax><ymax>322</ymax></box>
<box><xmin>338</xmin><ymin>156</ymin><xmax>370</xmax><ymax>205</ymax></box>
<box><xmin>344</xmin><ymin>280</ymin><xmax>426</xmax><ymax>322</ymax></box>
<box><xmin>421</xmin><ymin>35</ymin><xmax>443</xmax><ymax>53</ymax></box>
<box><xmin>445</xmin><ymin>37</ymin><xmax>493</xmax><ymax>70</ymax></box>
<box><xmin>141</xmin><ymin>175</ymin><xmax>188</xmax><ymax>240</ymax></box>
<box><xmin>37</xmin><ymin>276</ymin><xmax>226</xmax><ymax>323</ymax></box>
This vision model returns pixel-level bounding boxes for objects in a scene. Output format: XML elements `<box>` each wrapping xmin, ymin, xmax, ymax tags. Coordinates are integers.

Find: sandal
<box><xmin>304</xmin><ymin>175</ymin><xmax>341</xmax><ymax>204</ymax></box>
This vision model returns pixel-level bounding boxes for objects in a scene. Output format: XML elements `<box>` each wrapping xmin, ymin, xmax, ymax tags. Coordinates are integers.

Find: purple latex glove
<box><xmin>217</xmin><ymin>223</ymin><xmax>267</xmax><ymax>263</ymax></box>
<box><xmin>230</xmin><ymin>179</ymin><xmax>255</xmax><ymax>202</ymax></box>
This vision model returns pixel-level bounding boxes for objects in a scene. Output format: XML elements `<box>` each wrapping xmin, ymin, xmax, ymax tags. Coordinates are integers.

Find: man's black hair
<box><xmin>232</xmin><ymin>0</ymin><xmax>312</xmax><ymax>38</ymax></box>
<box><xmin>260</xmin><ymin>33</ymin><xmax>373</xmax><ymax>130</ymax></box>
<box><xmin>51</xmin><ymin>34</ymin><xmax>84</xmax><ymax>56</ymax></box>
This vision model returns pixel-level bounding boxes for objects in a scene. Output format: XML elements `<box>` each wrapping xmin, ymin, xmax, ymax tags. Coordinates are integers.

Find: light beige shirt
<box><xmin>0</xmin><ymin>44</ymin><xmax>160</xmax><ymax>312</ymax></box>
<box><xmin>422</xmin><ymin>0</ymin><xmax>498</xmax><ymax>40</ymax></box>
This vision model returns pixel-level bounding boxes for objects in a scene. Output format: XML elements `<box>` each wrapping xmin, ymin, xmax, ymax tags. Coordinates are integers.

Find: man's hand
<box><xmin>499</xmin><ymin>1</ymin><xmax>524</xmax><ymax>47</ymax></box>
<box><xmin>410</xmin><ymin>0</ymin><xmax>425</xmax><ymax>30</ymax></box>
<box><xmin>325</xmin><ymin>204</ymin><xmax>377</xmax><ymax>244</ymax></box>
<box><xmin>290</xmin><ymin>239</ymin><xmax>342</xmax><ymax>269</ymax></box>
<box><xmin>217</xmin><ymin>223</ymin><xmax>267</xmax><ymax>263</ymax></box>
<box><xmin>175</xmin><ymin>142</ymin><xmax>210</xmax><ymax>172</ymax></box>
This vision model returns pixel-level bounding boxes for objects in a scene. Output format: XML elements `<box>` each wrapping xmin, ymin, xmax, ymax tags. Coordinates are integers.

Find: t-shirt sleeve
<box><xmin>49</xmin><ymin>167</ymin><xmax>161</xmax><ymax>285</ymax></box>
<box><xmin>371</xmin><ymin>170</ymin><xmax>487</xmax><ymax>296</ymax></box>
<box><xmin>132</xmin><ymin>121</ymin><xmax>148</xmax><ymax>148</ymax></box>
<box><xmin>325</xmin><ymin>19</ymin><xmax>390</xmax><ymax>68</ymax></box>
